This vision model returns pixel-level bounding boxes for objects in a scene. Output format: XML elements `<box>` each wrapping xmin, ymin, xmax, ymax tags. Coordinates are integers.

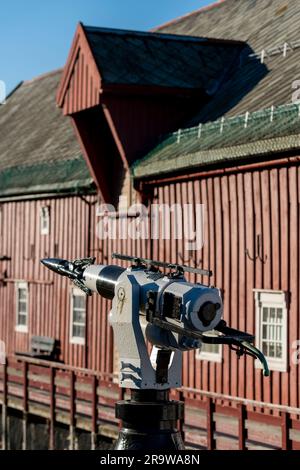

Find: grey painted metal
<box><xmin>109</xmin><ymin>272</ymin><xmax>182</xmax><ymax>390</ymax></box>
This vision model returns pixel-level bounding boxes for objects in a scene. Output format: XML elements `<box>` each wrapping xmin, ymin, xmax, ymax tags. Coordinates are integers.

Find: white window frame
<box><xmin>254</xmin><ymin>289</ymin><xmax>288</xmax><ymax>372</ymax></box>
<box><xmin>40</xmin><ymin>206</ymin><xmax>50</xmax><ymax>235</ymax></box>
<box><xmin>70</xmin><ymin>287</ymin><xmax>86</xmax><ymax>345</ymax></box>
<box><xmin>15</xmin><ymin>281</ymin><xmax>29</xmax><ymax>333</ymax></box>
<box><xmin>0</xmin><ymin>340</ymin><xmax>6</xmax><ymax>365</ymax></box>
<box><xmin>196</xmin><ymin>330</ymin><xmax>222</xmax><ymax>363</ymax></box>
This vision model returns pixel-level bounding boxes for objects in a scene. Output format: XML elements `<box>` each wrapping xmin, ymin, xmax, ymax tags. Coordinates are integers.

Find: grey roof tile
<box><xmin>0</xmin><ymin>70</ymin><xmax>94</xmax><ymax>196</ymax></box>
<box><xmin>83</xmin><ymin>25</ymin><xmax>244</xmax><ymax>91</ymax></box>
<box><xmin>132</xmin><ymin>103</ymin><xmax>300</xmax><ymax>178</ymax></box>
<box><xmin>156</xmin><ymin>0</ymin><xmax>300</xmax><ymax>118</ymax></box>
<box><xmin>133</xmin><ymin>0</ymin><xmax>300</xmax><ymax>178</ymax></box>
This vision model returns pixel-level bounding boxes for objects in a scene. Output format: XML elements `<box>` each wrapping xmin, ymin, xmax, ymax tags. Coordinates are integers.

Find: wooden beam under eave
<box><xmin>101</xmin><ymin>104</ymin><xmax>129</xmax><ymax>171</ymax></box>
<box><xmin>71</xmin><ymin>106</ymin><xmax>127</xmax><ymax>205</ymax></box>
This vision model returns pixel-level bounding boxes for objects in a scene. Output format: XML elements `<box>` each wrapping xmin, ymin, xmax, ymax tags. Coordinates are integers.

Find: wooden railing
<box><xmin>0</xmin><ymin>355</ymin><xmax>300</xmax><ymax>450</ymax></box>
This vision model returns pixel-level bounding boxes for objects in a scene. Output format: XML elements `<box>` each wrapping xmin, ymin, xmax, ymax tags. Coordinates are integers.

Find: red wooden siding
<box><xmin>63</xmin><ymin>48</ymin><xmax>100</xmax><ymax>115</ymax></box>
<box><xmin>148</xmin><ymin>162</ymin><xmax>300</xmax><ymax>408</ymax></box>
<box><xmin>0</xmin><ymin>194</ymin><xmax>149</xmax><ymax>373</ymax></box>
<box><xmin>101</xmin><ymin>94</ymin><xmax>205</xmax><ymax>166</ymax></box>
<box><xmin>0</xmin><ymin>196</ymin><xmax>91</xmax><ymax>368</ymax></box>
<box><xmin>0</xmin><ymin>160</ymin><xmax>299</xmax><ymax>409</ymax></box>
<box><xmin>57</xmin><ymin>24</ymin><xmax>100</xmax><ymax>115</ymax></box>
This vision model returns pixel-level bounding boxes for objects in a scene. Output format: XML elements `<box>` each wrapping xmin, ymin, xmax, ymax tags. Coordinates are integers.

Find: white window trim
<box><xmin>15</xmin><ymin>281</ymin><xmax>28</xmax><ymax>333</ymax></box>
<box><xmin>254</xmin><ymin>289</ymin><xmax>288</xmax><ymax>372</ymax></box>
<box><xmin>196</xmin><ymin>331</ymin><xmax>223</xmax><ymax>363</ymax></box>
<box><xmin>40</xmin><ymin>206</ymin><xmax>50</xmax><ymax>235</ymax></box>
<box><xmin>70</xmin><ymin>287</ymin><xmax>86</xmax><ymax>345</ymax></box>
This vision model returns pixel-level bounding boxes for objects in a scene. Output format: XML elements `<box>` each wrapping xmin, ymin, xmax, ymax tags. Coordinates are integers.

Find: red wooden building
<box><xmin>1</xmin><ymin>0</ymin><xmax>300</xmax><ymax>450</ymax></box>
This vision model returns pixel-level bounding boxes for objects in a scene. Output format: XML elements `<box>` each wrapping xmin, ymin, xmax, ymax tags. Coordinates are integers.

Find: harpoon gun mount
<box><xmin>42</xmin><ymin>253</ymin><xmax>269</xmax><ymax>450</ymax></box>
<box><xmin>41</xmin><ymin>253</ymin><xmax>269</xmax><ymax>390</ymax></box>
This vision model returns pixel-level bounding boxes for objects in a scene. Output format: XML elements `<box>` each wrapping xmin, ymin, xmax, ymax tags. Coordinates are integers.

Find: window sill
<box><xmin>255</xmin><ymin>358</ymin><xmax>287</xmax><ymax>373</ymax></box>
<box><xmin>15</xmin><ymin>325</ymin><xmax>28</xmax><ymax>333</ymax></box>
<box><xmin>196</xmin><ymin>352</ymin><xmax>223</xmax><ymax>363</ymax></box>
<box><xmin>70</xmin><ymin>337</ymin><xmax>85</xmax><ymax>346</ymax></box>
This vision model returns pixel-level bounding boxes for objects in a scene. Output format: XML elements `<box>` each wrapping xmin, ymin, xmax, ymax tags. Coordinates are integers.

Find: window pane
<box><xmin>17</xmin><ymin>285</ymin><xmax>28</xmax><ymax>327</ymax></box>
<box><xmin>270</xmin><ymin>308</ymin><xmax>275</xmax><ymax>321</ymax></box>
<box><xmin>276</xmin><ymin>326</ymin><xmax>282</xmax><ymax>341</ymax></box>
<box><xmin>18</xmin><ymin>314</ymin><xmax>27</xmax><ymax>326</ymax></box>
<box><xmin>277</xmin><ymin>308</ymin><xmax>283</xmax><ymax>322</ymax></box>
<box><xmin>19</xmin><ymin>289</ymin><xmax>27</xmax><ymax>301</ymax></box>
<box><xmin>271</xmin><ymin>324</ymin><xmax>275</xmax><ymax>341</ymax></box>
<box><xmin>73</xmin><ymin>309</ymin><xmax>85</xmax><ymax>324</ymax></box>
<box><xmin>262</xmin><ymin>341</ymin><xmax>268</xmax><ymax>356</ymax></box>
<box><xmin>276</xmin><ymin>343</ymin><xmax>282</xmax><ymax>359</ymax></box>
<box><xmin>18</xmin><ymin>300</ymin><xmax>27</xmax><ymax>313</ymax></box>
<box><xmin>72</xmin><ymin>324</ymin><xmax>85</xmax><ymax>339</ymax></box>
<box><xmin>263</xmin><ymin>307</ymin><xmax>268</xmax><ymax>322</ymax></box>
<box><xmin>262</xmin><ymin>325</ymin><xmax>267</xmax><ymax>339</ymax></box>
<box><xmin>269</xmin><ymin>342</ymin><xmax>275</xmax><ymax>357</ymax></box>
<box><xmin>73</xmin><ymin>296</ymin><xmax>85</xmax><ymax>309</ymax></box>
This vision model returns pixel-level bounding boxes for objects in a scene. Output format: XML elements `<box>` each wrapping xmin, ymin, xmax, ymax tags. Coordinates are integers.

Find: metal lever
<box><xmin>213</xmin><ymin>321</ymin><xmax>270</xmax><ymax>376</ymax></box>
<box><xmin>239</xmin><ymin>341</ymin><xmax>270</xmax><ymax>377</ymax></box>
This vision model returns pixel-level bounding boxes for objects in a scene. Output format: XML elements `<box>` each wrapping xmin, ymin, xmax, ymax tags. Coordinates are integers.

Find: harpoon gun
<box><xmin>41</xmin><ymin>253</ymin><xmax>269</xmax><ymax>389</ymax></box>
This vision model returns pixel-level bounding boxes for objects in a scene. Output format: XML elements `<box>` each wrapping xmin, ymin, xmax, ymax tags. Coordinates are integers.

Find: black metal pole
<box><xmin>114</xmin><ymin>389</ymin><xmax>185</xmax><ymax>450</ymax></box>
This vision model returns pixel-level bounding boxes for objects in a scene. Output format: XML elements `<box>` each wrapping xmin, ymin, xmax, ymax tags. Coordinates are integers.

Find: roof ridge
<box><xmin>152</xmin><ymin>0</ymin><xmax>227</xmax><ymax>32</ymax></box>
<box><xmin>83</xmin><ymin>22</ymin><xmax>242</xmax><ymax>45</ymax></box>
<box><xmin>23</xmin><ymin>68</ymin><xmax>63</xmax><ymax>86</ymax></box>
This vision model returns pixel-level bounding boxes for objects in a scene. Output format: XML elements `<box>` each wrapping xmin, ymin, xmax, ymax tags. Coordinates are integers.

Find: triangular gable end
<box><xmin>57</xmin><ymin>23</ymin><xmax>101</xmax><ymax>115</ymax></box>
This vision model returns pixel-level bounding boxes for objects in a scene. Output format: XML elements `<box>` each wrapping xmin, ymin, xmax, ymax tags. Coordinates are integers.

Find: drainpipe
<box><xmin>79</xmin><ymin>195</ymin><xmax>97</xmax><ymax>369</ymax></box>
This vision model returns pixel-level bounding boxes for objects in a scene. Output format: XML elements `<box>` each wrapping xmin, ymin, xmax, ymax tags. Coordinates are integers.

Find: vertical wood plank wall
<box><xmin>0</xmin><ymin>161</ymin><xmax>299</xmax><ymax>408</ymax></box>
<box><xmin>0</xmin><ymin>193</ymin><xmax>149</xmax><ymax>374</ymax></box>
<box><xmin>62</xmin><ymin>47</ymin><xmax>100</xmax><ymax>115</ymax></box>
<box><xmin>150</xmin><ymin>164</ymin><xmax>300</xmax><ymax>408</ymax></box>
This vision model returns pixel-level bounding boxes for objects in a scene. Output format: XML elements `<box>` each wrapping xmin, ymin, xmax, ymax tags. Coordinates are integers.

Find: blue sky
<box><xmin>0</xmin><ymin>0</ymin><xmax>212</xmax><ymax>94</ymax></box>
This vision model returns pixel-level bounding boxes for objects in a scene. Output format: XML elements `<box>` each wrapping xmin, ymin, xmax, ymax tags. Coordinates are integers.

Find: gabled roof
<box><xmin>133</xmin><ymin>0</ymin><xmax>300</xmax><ymax>179</ymax></box>
<box><xmin>83</xmin><ymin>25</ymin><xmax>244</xmax><ymax>89</ymax></box>
<box><xmin>57</xmin><ymin>23</ymin><xmax>245</xmax><ymax>114</ymax></box>
<box><xmin>0</xmin><ymin>70</ymin><xmax>94</xmax><ymax>197</ymax></box>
